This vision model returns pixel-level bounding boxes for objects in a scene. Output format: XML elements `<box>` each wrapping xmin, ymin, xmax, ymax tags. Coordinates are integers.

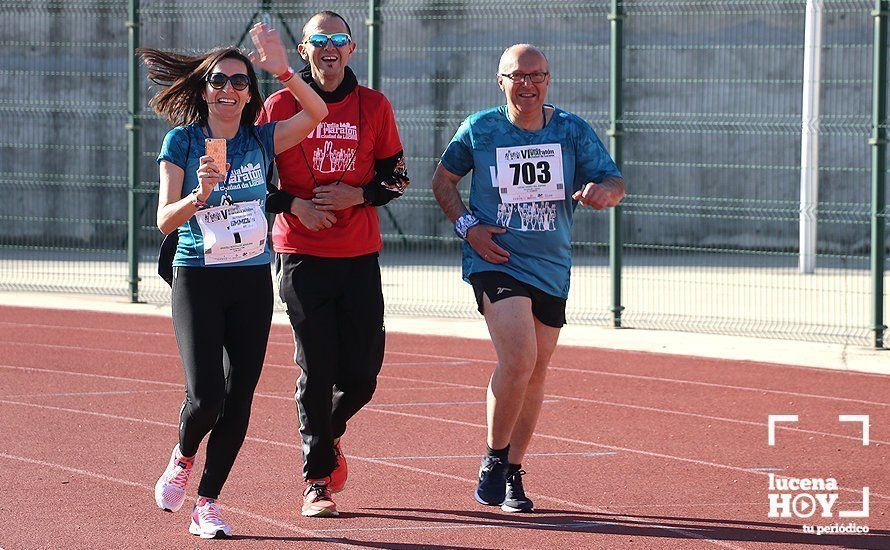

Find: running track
<box><xmin>0</xmin><ymin>306</ymin><xmax>887</xmax><ymax>549</ymax></box>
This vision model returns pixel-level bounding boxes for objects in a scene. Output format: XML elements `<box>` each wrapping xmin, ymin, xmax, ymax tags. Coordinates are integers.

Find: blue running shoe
<box><xmin>474</xmin><ymin>455</ymin><xmax>509</xmax><ymax>505</ymax></box>
<box><xmin>501</xmin><ymin>468</ymin><xmax>534</xmax><ymax>512</ymax></box>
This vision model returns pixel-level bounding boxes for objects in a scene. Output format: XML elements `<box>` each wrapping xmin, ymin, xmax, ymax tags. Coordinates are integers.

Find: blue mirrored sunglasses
<box><xmin>304</xmin><ymin>33</ymin><xmax>352</xmax><ymax>48</ymax></box>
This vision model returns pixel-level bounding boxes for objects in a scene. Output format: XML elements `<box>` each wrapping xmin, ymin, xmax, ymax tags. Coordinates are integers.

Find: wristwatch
<box><xmin>453</xmin><ymin>213</ymin><xmax>480</xmax><ymax>240</ymax></box>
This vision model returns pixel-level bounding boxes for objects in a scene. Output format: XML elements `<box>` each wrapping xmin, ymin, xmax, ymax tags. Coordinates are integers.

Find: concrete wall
<box><xmin>0</xmin><ymin>1</ymin><xmax>881</xmax><ymax>260</ymax></box>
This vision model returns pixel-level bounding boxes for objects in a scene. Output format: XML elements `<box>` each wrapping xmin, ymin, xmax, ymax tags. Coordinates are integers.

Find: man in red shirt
<box><xmin>258</xmin><ymin>10</ymin><xmax>408</xmax><ymax>518</ymax></box>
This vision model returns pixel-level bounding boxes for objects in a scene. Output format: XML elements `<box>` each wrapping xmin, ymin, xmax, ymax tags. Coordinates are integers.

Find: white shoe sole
<box><xmin>189</xmin><ymin>521</ymin><xmax>232</xmax><ymax>538</ymax></box>
<box><xmin>301</xmin><ymin>506</ymin><xmax>339</xmax><ymax>518</ymax></box>
<box><xmin>501</xmin><ymin>503</ymin><xmax>534</xmax><ymax>513</ymax></box>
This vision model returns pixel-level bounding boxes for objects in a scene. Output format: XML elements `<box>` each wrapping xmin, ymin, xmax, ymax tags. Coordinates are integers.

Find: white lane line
<box><xmin>377</xmin><ymin>373</ymin><xmax>890</xmax><ymax>446</ymax></box>
<box><xmin>366</xmin><ymin>451</ymin><xmax>619</xmax><ymax>460</ymax></box>
<box><xmin>0</xmin><ymin>399</ymin><xmax>173</xmax><ymax>427</ymax></box>
<box><xmin>349</xmin><ymin>456</ymin><xmax>745</xmax><ymax>549</ymax></box>
<box><xmin>0</xmin><ymin>364</ymin><xmax>180</xmax><ymax>387</ymax></box>
<box><xmin>384</xmin><ymin>349</ymin><xmax>890</xmax><ymax>379</ymax></box>
<box><xmin>5</xmin><ymin>392</ymin><xmax>883</xmax><ymax>517</ymax></box>
<box><xmin>0</xmin><ymin>340</ymin><xmax>174</xmax><ymax>357</ymax></box>
<box><xmin>369</xmin><ymin>399</ymin><xmax>558</xmax><ymax>408</ymax></box>
<box><xmin>6</xmin><ymin>338</ymin><xmax>886</xmax><ymax>407</ymax></box>
<box><xmin>313</xmin><ymin>520</ymin><xmax>614</xmax><ymax>534</ymax></box>
<box><xmin>379</xmin><ymin>361</ymin><xmax>471</xmax><ymax>366</ymax></box>
<box><xmin>0</xmin><ymin>399</ymin><xmax>744</xmax><ymax>549</ymax></box>
<box><xmin>373</xmin><ymin>386</ymin><xmax>451</xmax><ymax>392</ymax></box>
<box><xmin>0</xmin><ymin>341</ymin><xmax>463</xmax><ymax>367</ymax></box>
<box><xmin>550</xmin><ymin>396</ymin><xmax>890</xmax><ymax>446</ymax></box>
<box><xmin>5</xmin><ymin>317</ymin><xmax>890</xmax><ymax>380</ymax></box>
<box><xmin>0</xmin><ymin>452</ymin><xmax>362</xmax><ymax>549</ymax></box>
<box><xmin>3</xmin><ymin>362</ymin><xmax>885</xmax><ymax>479</ymax></box>
<box><xmin>603</xmin><ymin>500</ymin><xmax>861</xmax><ymax>509</ymax></box>
<box><xmin>2</xmin><ymin>389</ymin><xmax>178</xmax><ymax>399</ymax></box>
<box><xmin>0</xmin><ymin>364</ymin><xmax>433</xmax><ymax>392</ymax></box>
<box><xmin>552</xmin><ymin>365</ymin><xmax>890</xmax><ymax>407</ymax></box>
<box><xmin>359</xmin><ymin>406</ymin><xmax>890</xmax><ymax>503</ymax></box>
<box><xmin>382</xmin><ymin>350</ymin><xmax>890</xmax><ymax>407</ymax></box>
<box><xmin>0</xmin><ymin>321</ymin><xmax>171</xmax><ymax>338</ymax></box>
<box><xmin>747</xmin><ymin>467</ymin><xmax>784</xmax><ymax>472</ymax></box>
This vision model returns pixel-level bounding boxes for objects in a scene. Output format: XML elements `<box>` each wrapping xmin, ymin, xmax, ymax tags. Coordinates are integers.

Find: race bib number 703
<box><xmin>495</xmin><ymin>143</ymin><xmax>565</xmax><ymax>204</ymax></box>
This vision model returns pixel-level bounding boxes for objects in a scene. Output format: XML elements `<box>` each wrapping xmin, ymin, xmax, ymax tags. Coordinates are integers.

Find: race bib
<box><xmin>496</xmin><ymin>143</ymin><xmax>565</xmax><ymax>204</ymax></box>
<box><xmin>196</xmin><ymin>200</ymin><xmax>267</xmax><ymax>265</ymax></box>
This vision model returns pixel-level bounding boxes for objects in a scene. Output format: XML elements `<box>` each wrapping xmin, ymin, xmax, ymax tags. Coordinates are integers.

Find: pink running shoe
<box><xmin>189</xmin><ymin>497</ymin><xmax>232</xmax><ymax>539</ymax></box>
<box><xmin>154</xmin><ymin>444</ymin><xmax>193</xmax><ymax>512</ymax></box>
<box><xmin>329</xmin><ymin>438</ymin><xmax>348</xmax><ymax>493</ymax></box>
<box><xmin>302</xmin><ymin>481</ymin><xmax>338</xmax><ymax>517</ymax></box>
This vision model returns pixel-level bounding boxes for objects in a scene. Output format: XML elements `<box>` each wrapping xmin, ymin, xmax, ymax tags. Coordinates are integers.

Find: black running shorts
<box><xmin>469</xmin><ymin>270</ymin><xmax>567</xmax><ymax>328</ymax></box>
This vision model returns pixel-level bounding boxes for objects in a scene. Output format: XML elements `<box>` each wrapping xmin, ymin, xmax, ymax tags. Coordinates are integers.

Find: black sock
<box><xmin>507</xmin><ymin>463</ymin><xmax>522</xmax><ymax>474</ymax></box>
<box><xmin>486</xmin><ymin>444</ymin><xmax>509</xmax><ymax>461</ymax></box>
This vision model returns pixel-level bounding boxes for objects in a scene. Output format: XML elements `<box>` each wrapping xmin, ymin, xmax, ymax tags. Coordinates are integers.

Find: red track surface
<box><xmin>0</xmin><ymin>305</ymin><xmax>887</xmax><ymax>549</ymax></box>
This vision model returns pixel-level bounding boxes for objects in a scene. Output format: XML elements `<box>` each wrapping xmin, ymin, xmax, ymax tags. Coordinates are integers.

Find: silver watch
<box><xmin>453</xmin><ymin>213</ymin><xmax>480</xmax><ymax>240</ymax></box>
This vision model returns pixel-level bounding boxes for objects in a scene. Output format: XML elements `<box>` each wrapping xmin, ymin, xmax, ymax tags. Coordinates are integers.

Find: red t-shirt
<box><xmin>258</xmin><ymin>85</ymin><xmax>402</xmax><ymax>257</ymax></box>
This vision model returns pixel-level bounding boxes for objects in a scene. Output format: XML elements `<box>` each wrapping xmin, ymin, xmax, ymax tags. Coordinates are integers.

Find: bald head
<box><xmin>299</xmin><ymin>10</ymin><xmax>356</xmax><ymax>90</ymax></box>
<box><xmin>497</xmin><ymin>43</ymin><xmax>550</xmax><ymax>120</ymax></box>
<box><xmin>302</xmin><ymin>10</ymin><xmax>352</xmax><ymax>40</ymax></box>
<box><xmin>498</xmin><ymin>44</ymin><xmax>549</xmax><ymax>74</ymax></box>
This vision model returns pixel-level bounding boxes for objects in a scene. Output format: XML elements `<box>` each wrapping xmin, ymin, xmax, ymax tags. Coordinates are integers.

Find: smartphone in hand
<box><xmin>205</xmin><ymin>138</ymin><xmax>226</xmax><ymax>173</ymax></box>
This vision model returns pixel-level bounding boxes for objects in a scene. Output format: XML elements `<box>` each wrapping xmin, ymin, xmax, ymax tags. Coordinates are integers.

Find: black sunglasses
<box><xmin>206</xmin><ymin>72</ymin><xmax>251</xmax><ymax>91</ymax></box>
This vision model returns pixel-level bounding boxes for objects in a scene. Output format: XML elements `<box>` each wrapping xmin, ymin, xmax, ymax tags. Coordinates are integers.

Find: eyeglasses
<box><xmin>499</xmin><ymin>72</ymin><xmax>549</xmax><ymax>84</ymax></box>
<box><xmin>206</xmin><ymin>72</ymin><xmax>251</xmax><ymax>91</ymax></box>
<box><xmin>304</xmin><ymin>33</ymin><xmax>352</xmax><ymax>48</ymax></box>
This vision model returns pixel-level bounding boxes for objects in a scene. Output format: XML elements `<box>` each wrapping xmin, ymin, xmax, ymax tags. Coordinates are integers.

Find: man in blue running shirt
<box><xmin>432</xmin><ymin>44</ymin><xmax>625</xmax><ymax>513</ymax></box>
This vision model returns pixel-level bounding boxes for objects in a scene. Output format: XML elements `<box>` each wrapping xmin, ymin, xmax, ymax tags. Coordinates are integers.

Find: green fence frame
<box><xmin>872</xmin><ymin>0</ymin><xmax>888</xmax><ymax>348</ymax></box>
<box><xmin>1</xmin><ymin>0</ymin><xmax>886</xmax><ymax>348</ymax></box>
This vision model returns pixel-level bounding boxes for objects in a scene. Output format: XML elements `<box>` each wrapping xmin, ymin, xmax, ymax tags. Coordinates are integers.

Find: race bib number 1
<box><xmin>496</xmin><ymin>143</ymin><xmax>565</xmax><ymax>204</ymax></box>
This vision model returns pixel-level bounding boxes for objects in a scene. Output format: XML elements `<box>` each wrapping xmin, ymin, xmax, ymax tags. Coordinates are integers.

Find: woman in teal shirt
<box><xmin>140</xmin><ymin>23</ymin><xmax>326</xmax><ymax>539</ymax></box>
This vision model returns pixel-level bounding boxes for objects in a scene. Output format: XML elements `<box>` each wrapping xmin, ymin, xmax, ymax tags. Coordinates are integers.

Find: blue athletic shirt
<box><xmin>157</xmin><ymin>122</ymin><xmax>277</xmax><ymax>267</ymax></box>
<box><xmin>440</xmin><ymin>105</ymin><xmax>621</xmax><ymax>298</ymax></box>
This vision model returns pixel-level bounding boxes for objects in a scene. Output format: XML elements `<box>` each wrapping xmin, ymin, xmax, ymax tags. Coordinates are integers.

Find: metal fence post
<box><xmin>799</xmin><ymin>0</ymin><xmax>823</xmax><ymax>274</ymax></box>
<box><xmin>127</xmin><ymin>0</ymin><xmax>141</xmax><ymax>302</ymax></box>
<box><xmin>367</xmin><ymin>0</ymin><xmax>381</xmax><ymax>90</ymax></box>
<box><xmin>871</xmin><ymin>0</ymin><xmax>888</xmax><ymax>348</ymax></box>
<box><xmin>608</xmin><ymin>0</ymin><xmax>625</xmax><ymax>327</ymax></box>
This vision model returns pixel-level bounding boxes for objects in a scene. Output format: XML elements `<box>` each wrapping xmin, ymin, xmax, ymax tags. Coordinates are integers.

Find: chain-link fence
<box><xmin>0</xmin><ymin>0</ymin><xmax>887</xmax><ymax>347</ymax></box>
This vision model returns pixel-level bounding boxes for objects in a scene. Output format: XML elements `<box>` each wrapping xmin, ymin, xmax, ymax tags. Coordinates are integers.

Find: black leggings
<box><xmin>171</xmin><ymin>264</ymin><xmax>273</xmax><ymax>499</ymax></box>
<box><xmin>278</xmin><ymin>253</ymin><xmax>385</xmax><ymax>480</ymax></box>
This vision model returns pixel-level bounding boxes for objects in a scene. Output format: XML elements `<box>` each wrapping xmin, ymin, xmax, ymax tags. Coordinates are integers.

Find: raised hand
<box><xmin>248</xmin><ymin>22</ymin><xmax>288</xmax><ymax>77</ymax></box>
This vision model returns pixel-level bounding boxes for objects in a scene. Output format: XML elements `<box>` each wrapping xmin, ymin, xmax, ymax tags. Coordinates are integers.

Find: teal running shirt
<box><xmin>157</xmin><ymin>122</ymin><xmax>276</xmax><ymax>267</ymax></box>
<box><xmin>441</xmin><ymin>105</ymin><xmax>620</xmax><ymax>298</ymax></box>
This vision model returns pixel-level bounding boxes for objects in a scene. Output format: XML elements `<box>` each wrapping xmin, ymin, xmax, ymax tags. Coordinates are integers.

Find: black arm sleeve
<box><xmin>265</xmin><ymin>180</ymin><xmax>296</xmax><ymax>214</ymax></box>
<box><xmin>361</xmin><ymin>150</ymin><xmax>410</xmax><ymax>207</ymax></box>
<box><xmin>264</xmin><ymin>157</ymin><xmax>295</xmax><ymax>214</ymax></box>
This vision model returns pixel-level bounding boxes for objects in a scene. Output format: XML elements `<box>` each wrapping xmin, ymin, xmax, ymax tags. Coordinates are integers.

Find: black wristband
<box><xmin>266</xmin><ymin>188</ymin><xmax>297</xmax><ymax>214</ymax></box>
<box><xmin>361</xmin><ymin>185</ymin><xmax>376</xmax><ymax>206</ymax></box>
